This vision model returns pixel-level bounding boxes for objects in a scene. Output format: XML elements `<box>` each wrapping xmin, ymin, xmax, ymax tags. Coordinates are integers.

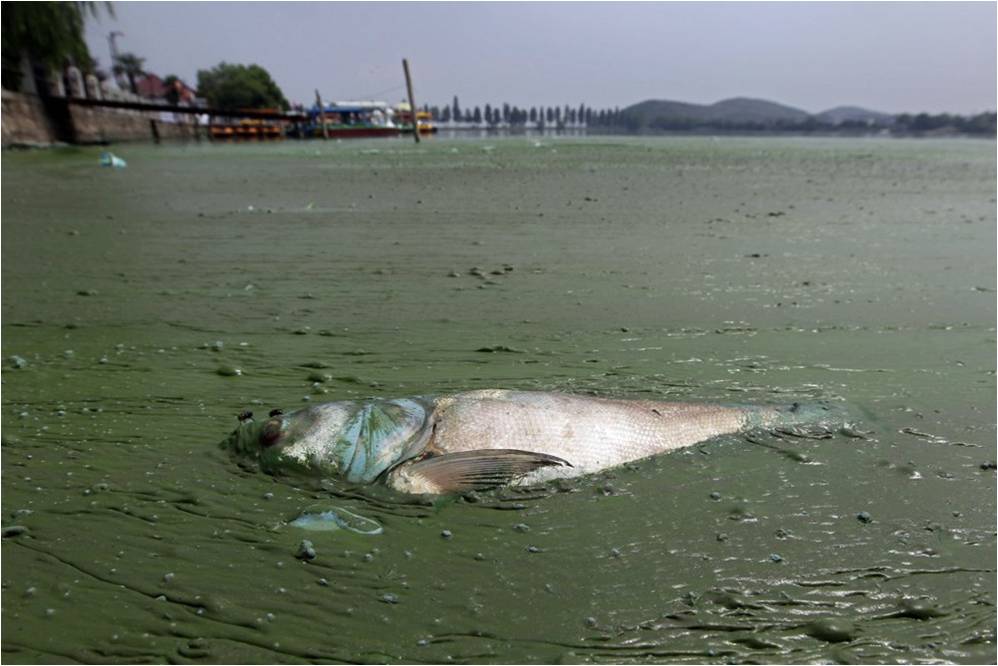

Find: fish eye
<box><xmin>260</xmin><ymin>419</ymin><xmax>283</xmax><ymax>447</ymax></box>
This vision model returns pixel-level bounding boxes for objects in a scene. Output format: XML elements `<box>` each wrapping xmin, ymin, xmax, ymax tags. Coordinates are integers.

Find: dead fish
<box><xmin>221</xmin><ymin>390</ymin><xmax>841</xmax><ymax>494</ymax></box>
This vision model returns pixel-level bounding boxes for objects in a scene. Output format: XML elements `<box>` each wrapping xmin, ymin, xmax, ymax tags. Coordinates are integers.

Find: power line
<box><xmin>350</xmin><ymin>83</ymin><xmax>406</xmax><ymax>101</ymax></box>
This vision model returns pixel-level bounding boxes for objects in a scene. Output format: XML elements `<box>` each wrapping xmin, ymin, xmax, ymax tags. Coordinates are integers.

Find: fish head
<box><xmin>220</xmin><ymin>402</ymin><xmax>360</xmax><ymax>476</ymax></box>
<box><xmin>220</xmin><ymin>398</ymin><xmax>431</xmax><ymax>482</ymax></box>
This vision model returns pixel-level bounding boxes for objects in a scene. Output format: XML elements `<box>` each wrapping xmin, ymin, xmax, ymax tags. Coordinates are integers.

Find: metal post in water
<box><xmin>315</xmin><ymin>89</ymin><xmax>328</xmax><ymax>140</ymax></box>
<box><xmin>402</xmin><ymin>58</ymin><xmax>420</xmax><ymax>144</ymax></box>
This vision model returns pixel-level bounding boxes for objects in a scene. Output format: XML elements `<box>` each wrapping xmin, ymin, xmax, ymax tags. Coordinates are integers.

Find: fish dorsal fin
<box><xmin>386</xmin><ymin>449</ymin><xmax>572</xmax><ymax>494</ymax></box>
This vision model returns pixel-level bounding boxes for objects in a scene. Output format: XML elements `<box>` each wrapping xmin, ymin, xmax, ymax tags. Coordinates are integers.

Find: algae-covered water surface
<box><xmin>2</xmin><ymin>137</ymin><xmax>995</xmax><ymax>663</ymax></box>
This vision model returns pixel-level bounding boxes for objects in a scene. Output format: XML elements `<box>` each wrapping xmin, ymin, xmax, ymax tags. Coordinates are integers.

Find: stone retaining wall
<box><xmin>2</xmin><ymin>90</ymin><xmax>201</xmax><ymax>147</ymax></box>
<box><xmin>1</xmin><ymin>90</ymin><xmax>57</xmax><ymax>145</ymax></box>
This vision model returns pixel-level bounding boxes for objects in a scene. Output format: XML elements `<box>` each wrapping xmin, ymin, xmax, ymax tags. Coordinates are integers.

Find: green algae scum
<box><xmin>2</xmin><ymin>137</ymin><xmax>995</xmax><ymax>663</ymax></box>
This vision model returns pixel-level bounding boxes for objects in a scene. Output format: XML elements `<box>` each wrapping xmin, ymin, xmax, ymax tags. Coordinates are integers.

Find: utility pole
<box><xmin>314</xmin><ymin>89</ymin><xmax>328</xmax><ymax>139</ymax></box>
<box><xmin>107</xmin><ymin>31</ymin><xmax>124</xmax><ymax>88</ymax></box>
<box><xmin>402</xmin><ymin>58</ymin><xmax>419</xmax><ymax>144</ymax></box>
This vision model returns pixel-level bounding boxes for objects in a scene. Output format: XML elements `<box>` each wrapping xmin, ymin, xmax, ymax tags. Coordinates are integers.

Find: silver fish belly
<box><xmin>220</xmin><ymin>389</ymin><xmax>838</xmax><ymax>494</ymax></box>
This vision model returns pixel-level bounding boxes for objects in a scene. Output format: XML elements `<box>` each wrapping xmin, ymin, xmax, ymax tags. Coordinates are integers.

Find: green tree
<box><xmin>163</xmin><ymin>74</ymin><xmax>181</xmax><ymax>105</ymax></box>
<box><xmin>196</xmin><ymin>62</ymin><xmax>288</xmax><ymax>110</ymax></box>
<box><xmin>472</xmin><ymin>106</ymin><xmax>482</xmax><ymax>124</ymax></box>
<box><xmin>965</xmin><ymin>112</ymin><xmax>997</xmax><ymax>135</ymax></box>
<box><xmin>113</xmin><ymin>52</ymin><xmax>145</xmax><ymax>94</ymax></box>
<box><xmin>2</xmin><ymin>1</ymin><xmax>110</xmax><ymax>90</ymax></box>
<box><xmin>452</xmin><ymin>95</ymin><xmax>462</xmax><ymax>122</ymax></box>
<box><xmin>912</xmin><ymin>113</ymin><xmax>934</xmax><ymax>132</ymax></box>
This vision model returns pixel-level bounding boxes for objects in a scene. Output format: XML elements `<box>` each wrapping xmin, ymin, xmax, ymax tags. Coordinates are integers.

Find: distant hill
<box><xmin>618</xmin><ymin>97</ymin><xmax>897</xmax><ymax>130</ymax></box>
<box><xmin>620</xmin><ymin>97</ymin><xmax>812</xmax><ymax>129</ymax></box>
<box><xmin>702</xmin><ymin>97</ymin><xmax>811</xmax><ymax>123</ymax></box>
<box><xmin>815</xmin><ymin>106</ymin><xmax>894</xmax><ymax>125</ymax></box>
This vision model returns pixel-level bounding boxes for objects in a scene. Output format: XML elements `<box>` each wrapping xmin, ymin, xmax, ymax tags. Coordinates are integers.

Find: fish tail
<box><xmin>743</xmin><ymin>401</ymin><xmax>848</xmax><ymax>430</ymax></box>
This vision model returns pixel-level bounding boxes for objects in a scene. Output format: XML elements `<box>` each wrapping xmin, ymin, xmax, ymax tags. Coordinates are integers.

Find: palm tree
<box><xmin>113</xmin><ymin>52</ymin><xmax>145</xmax><ymax>94</ymax></box>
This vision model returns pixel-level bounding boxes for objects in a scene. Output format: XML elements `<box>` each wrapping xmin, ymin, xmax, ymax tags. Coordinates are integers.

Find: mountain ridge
<box><xmin>621</xmin><ymin>97</ymin><xmax>891</xmax><ymax>127</ymax></box>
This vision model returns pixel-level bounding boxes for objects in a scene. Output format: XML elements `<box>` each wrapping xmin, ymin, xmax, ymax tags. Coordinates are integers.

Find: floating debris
<box><xmin>99</xmin><ymin>152</ymin><xmax>127</xmax><ymax>168</ymax></box>
<box><xmin>895</xmin><ymin>599</ymin><xmax>947</xmax><ymax>620</ymax></box>
<box><xmin>804</xmin><ymin>619</ymin><xmax>857</xmax><ymax>643</ymax></box>
<box><xmin>475</xmin><ymin>345</ymin><xmax>525</xmax><ymax>353</ymax></box>
<box><xmin>2</xmin><ymin>526</ymin><xmax>29</xmax><ymax>538</ymax></box>
<box><xmin>295</xmin><ymin>540</ymin><xmax>317</xmax><ymax>561</ymax></box>
<box><xmin>289</xmin><ymin>505</ymin><xmax>383</xmax><ymax>535</ymax></box>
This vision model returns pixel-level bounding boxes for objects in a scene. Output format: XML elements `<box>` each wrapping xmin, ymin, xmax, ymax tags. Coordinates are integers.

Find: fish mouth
<box><xmin>220</xmin><ymin>419</ymin><xmax>263</xmax><ymax>456</ymax></box>
<box><xmin>219</xmin><ymin>414</ymin><xmax>290</xmax><ymax>461</ymax></box>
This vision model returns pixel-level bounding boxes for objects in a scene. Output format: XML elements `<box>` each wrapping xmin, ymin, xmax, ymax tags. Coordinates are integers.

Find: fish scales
<box><xmin>429</xmin><ymin>390</ymin><xmax>755</xmax><ymax>479</ymax></box>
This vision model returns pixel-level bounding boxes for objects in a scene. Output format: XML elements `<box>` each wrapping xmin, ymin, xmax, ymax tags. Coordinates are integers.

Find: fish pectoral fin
<box><xmin>386</xmin><ymin>449</ymin><xmax>572</xmax><ymax>494</ymax></box>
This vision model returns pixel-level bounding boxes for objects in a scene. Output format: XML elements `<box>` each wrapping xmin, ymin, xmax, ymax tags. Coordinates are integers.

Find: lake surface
<box><xmin>2</xmin><ymin>136</ymin><xmax>995</xmax><ymax>664</ymax></box>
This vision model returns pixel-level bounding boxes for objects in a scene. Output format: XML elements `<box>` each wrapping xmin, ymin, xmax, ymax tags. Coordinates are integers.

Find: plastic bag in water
<box><xmin>99</xmin><ymin>152</ymin><xmax>127</xmax><ymax>169</ymax></box>
<box><xmin>289</xmin><ymin>504</ymin><xmax>383</xmax><ymax>535</ymax></box>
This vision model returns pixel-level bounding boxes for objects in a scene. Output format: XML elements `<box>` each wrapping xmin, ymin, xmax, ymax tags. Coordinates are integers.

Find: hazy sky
<box><xmin>85</xmin><ymin>2</ymin><xmax>996</xmax><ymax>114</ymax></box>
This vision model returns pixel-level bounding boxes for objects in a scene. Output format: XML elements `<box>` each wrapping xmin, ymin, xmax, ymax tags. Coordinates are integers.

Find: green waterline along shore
<box><xmin>2</xmin><ymin>136</ymin><xmax>995</xmax><ymax>663</ymax></box>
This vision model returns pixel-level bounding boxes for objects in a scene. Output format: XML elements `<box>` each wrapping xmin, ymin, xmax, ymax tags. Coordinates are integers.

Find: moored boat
<box><xmin>305</xmin><ymin>101</ymin><xmax>401</xmax><ymax>138</ymax></box>
<box><xmin>210</xmin><ymin>109</ymin><xmax>286</xmax><ymax>140</ymax></box>
<box><xmin>395</xmin><ymin>102</ymin><xmax>437</xmax><ymax>134</ymax></box>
